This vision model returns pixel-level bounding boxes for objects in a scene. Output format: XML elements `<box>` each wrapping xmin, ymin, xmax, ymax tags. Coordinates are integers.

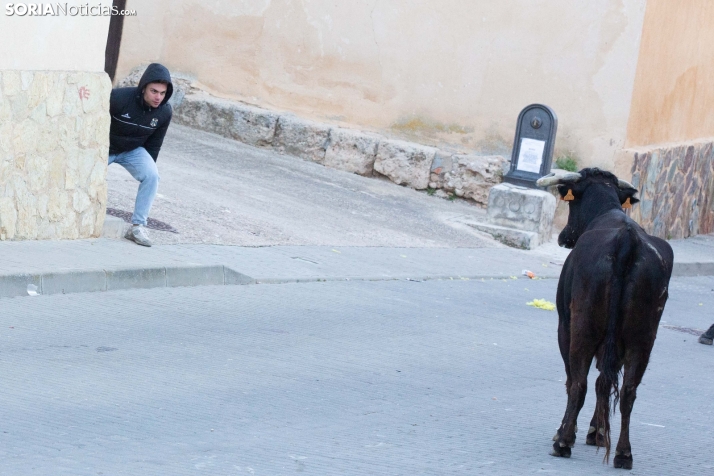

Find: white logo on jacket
<box><xmin>121</xmin><ymin>113</ymin><xmax>131</xmax><ymax>118</ymax></box>
<box><xmin>150</xmin><ymin>118</ymin><xmax>158</xmax><ymax>127</ymax></box>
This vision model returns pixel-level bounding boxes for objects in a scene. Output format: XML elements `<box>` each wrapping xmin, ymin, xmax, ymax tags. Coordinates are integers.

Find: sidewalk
<box><xmin>0</xmin><ymin>232</ymin><xmax>710</xmax><ymax>298</ymax></box>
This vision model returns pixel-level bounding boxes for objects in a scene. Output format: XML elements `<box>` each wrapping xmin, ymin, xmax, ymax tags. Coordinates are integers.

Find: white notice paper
<box><xmin>516</xmin><ymin>138</ymin><xmax>546</xmax><ymax>174</ymax></box>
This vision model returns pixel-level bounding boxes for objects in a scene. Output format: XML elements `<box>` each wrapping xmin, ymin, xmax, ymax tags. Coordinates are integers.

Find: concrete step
<box><xmin>102</xmin><ymin>215</ymin><xmax>126</xmax><ymax>239</ymax></box>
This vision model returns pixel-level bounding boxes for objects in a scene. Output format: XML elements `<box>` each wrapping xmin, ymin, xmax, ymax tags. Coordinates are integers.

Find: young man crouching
<box><xmin>108</xmin><ymin>63</ymin><xmax>173</xmax><ymax>246</ymax></box>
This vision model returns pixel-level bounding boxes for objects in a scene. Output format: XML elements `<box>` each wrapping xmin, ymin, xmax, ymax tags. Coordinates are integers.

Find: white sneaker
<box><xmin>125</xmin><ymin>225</ymin><xmax>153</xmax><ymax>247</ymax></box>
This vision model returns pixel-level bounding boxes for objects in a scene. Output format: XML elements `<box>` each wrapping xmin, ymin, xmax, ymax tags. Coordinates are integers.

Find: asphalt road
<box><xmin>107</xmin><ymin>125</ymin><xmax>496</xmax><ymax>248</ymax></box>
<box><xmin>0</xmin><ymin>276</ymin><xmax>711</xmax><ymax>475</ymax></box>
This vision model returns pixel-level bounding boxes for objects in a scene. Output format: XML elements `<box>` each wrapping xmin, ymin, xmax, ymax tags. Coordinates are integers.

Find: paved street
<box><xmin>28</xmin><ymin>113</ymin><xmax>714</xmax><ymax>475</ymax></box>
<box><xmin>8</xmin><ymin>3</ymin><xmax>714</xmax><ymax>476</ymax></box>
<box><xmin>0</xmin><ymin>276</ymin><xmax>711</xmax><ymax>475</ymax></box>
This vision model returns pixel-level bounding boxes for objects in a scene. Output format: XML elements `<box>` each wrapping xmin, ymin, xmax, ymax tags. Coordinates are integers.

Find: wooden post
<box><xmin>104</xmin><ymin>0</ymin><xmax>128</xmax><ymax>82</ymax></box>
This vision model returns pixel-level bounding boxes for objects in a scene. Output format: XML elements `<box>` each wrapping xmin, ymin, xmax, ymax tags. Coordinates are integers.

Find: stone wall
<box><xmin>0</xmin><ymin>71</ymin><xmax>111</xmax><ymax>240</ymax></box>
<box><xmin>628</xmin><ymin>140</ymin><xmax>714</xmax><ymax>240</ymax></box>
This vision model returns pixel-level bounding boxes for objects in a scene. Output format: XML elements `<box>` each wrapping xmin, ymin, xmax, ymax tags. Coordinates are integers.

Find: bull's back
<box><xmin>567</xmin><ymin>227</ymin><xmax>625</xmax><ymax>284</ymax></box>
<box><xmin>565</xmin><ymin>228</ymin><xmax>624</xmax><ymax>330</ymax></box>
<box><xmin>638</xmin><ymin>234</ymin><xmax>673</xmax><ymax>279</ymax></box>
<box><xmin>566</xmin><ymin>222</ymin><xmax>673</xmax><ymax>339</ymax></box>
<box><xmin>570</xmin><ymin>221</ymin><xmax>672</xmax><ymax>282</ymax></box>
<box><xmin>622</xmin><ymin>232</ymin><xmax>673</xmax><ymax>340</ymax></box>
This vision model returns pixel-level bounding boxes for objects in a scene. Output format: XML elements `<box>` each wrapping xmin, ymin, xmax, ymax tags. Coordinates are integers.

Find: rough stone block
<box><xmin>439</xmin><ymin>154</ymin><xmax>506</xmax><ymax>205</ymax></box>
<box><xmin>102</xmin><ymin>215</ymin><xmax>125</xmax><ymax>239</ymax></box>
<box><xmin>174</xmin><ymin>93</ymin><xmax>232</xmax><ymax>136</ymax></box>
<box><xmin>116</xmin><ymin>66</ymin><xmax>144</xmax><ymax>88</ymax></box>
<box><xmin>167</xmin><ymin>78</ymin><xmax>193</xmax><ymax>109</ymax></box>
<box><xmin>487</xmin><ymin>183</ymin><xmax>556</xmax><ymax>244</ymax></box>
<box><xmin>374</xmin><ymin>139</ymin><xmax>436</xmax><ymax>190</ymax></box>
<box><xmin>78</xmin><ymin>73</ymin><xmax>107</xmax><ymax>114</ymax></box>
<box><xmin>79</xmin><ymin>210</ymin><xmax>95</xmax><ymax>236</ymax></box>
<box><xmin>324</xmin><ymin>128</ymin><xmax>381</xmax><ymax>176</ymax></box>
<box><xmin>45</xmin><ymin>77</ymin><xmax>65</xmax><ymax>117</ymax></box>
<box><xmin>229</xmin><ymin>103</ymin><xmax>279</xmax><ymax>147</ymax></box>
<box><xmin>0</xmin><ymin>96</ymin><xmax>11</xmax><ymax>123</ymax></box>
<box><xmin>175</xmin><ymin>93</ymin><xmax>279</xmax><ymax>148</ymax></box>
<box><xmin>274</xmin><ymin>115</ymin><xmax>331</xmax><ymax>163</ymax></box>
<box><xmin>0</xmin><ymin>196</ymin><xmax>18</xmax><ymax>239</ymax></box>
<box><xmin>429</xmin><ymin>151</ymin><xmax>454</xmax><ymax>189</ymax></box>
<box><xmin>2</xmin><ymin>72</ymin><xmax>21</xmax><ymax>96</ymax></box>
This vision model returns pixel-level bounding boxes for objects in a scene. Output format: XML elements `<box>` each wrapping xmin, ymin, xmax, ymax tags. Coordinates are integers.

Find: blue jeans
<box><xmin>108</xmin><ymin>147</ymin><xmax>160</xmax><ymax>226</ymax></box>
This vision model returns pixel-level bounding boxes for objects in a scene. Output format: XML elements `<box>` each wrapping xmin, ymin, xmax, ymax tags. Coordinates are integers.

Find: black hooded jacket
<box><xmin>109</xmin><ymin>63</ymin><xmax>173</xmax><ymax>161</ymax></box>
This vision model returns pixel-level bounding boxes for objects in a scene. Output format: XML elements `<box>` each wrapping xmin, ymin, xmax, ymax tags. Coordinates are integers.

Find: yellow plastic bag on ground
<box><xmin>527</xmin><ymin>299</ymin><xmax>556</xmax><ymax>311</ymax></box>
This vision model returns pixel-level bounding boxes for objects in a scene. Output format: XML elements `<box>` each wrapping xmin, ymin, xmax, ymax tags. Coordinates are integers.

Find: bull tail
<box><xmin>597</xmin><ymin>224</ymin><xmax>637</xmax><ymax>463</ymax></box>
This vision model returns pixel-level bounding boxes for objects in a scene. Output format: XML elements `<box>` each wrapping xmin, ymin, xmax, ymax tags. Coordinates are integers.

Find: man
<box><xmin>108</xmin><ymin>63</ymin><xmax>173</xmax><ymax>246</ymax></box>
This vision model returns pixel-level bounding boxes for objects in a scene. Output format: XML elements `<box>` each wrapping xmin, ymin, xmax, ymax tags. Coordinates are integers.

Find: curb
<box><xmin>0</xmin><ymin>265</ymin><xmax>255</xmax><ymax>299</ymax></box>
<box><xmin>0</xmin><ymin>261</ymin><xmax>709</xmax><ymax>299</ymax></box>
<box><xmin>672</xmin><ymin>262</ymin><xmax>714</xmax><ymax>277</ymax></box>
<box><xmin>254</xmin><ymin>274</ymin><xmax>562</xmax><ymax>285</ymax></box>
<box><xmin>0</xmin><ymin>267</ymin><xmax>562</xmax><ymax>299</ymax></box>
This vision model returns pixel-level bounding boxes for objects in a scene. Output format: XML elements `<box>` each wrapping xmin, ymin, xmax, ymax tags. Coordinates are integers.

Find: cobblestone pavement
<box><xmin>0</xmin><ymin>276</ymin><xmax>711</xmax><ymax>475</ymax></box>
<box><xmin>107</xmin><ymin>125</ymin><xmax>494</xmax><ymax>247</ymax></box>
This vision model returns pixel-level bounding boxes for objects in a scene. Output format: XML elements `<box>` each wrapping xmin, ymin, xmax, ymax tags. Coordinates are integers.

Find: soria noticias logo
<box><xmin>4</xmin><ymin>3</ymin><xmax>137</xmax><ymax>16</ymax></box>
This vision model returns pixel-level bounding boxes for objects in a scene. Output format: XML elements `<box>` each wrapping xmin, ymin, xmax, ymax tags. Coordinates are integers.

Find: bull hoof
<box><xmin>585</xmin><ymin>426</ymin><xmax>606</xmax><ymax>447</ymax></box>
<box><xmin>552</xmin><ymin>428</ymin><xmax>576</xmax><ymax>443</ymax></box>
<box><xmin>585</xmin><ymin>433</ymin><xmax>606</xmax><ymax>447</ymax></box>
<box><xmin>613</xmin><ymin>454</ymin><xmax>633</xmax><ymax>469</ymax></box>
<box><xmin>550</xmin><ymin>442</ymin><xmax>571</xmax><ymax>458</ymax></box>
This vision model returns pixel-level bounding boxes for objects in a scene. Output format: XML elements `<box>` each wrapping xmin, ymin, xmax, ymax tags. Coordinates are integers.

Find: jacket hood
<box><xmin>138</xmin><ymin>63</ymin><xmax>173</xmax><ymax>106</ymax></box>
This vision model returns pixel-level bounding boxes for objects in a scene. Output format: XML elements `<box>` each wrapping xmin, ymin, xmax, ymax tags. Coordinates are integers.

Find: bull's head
<box><xmin>536</xmin><ymin>168</ymin><xmax>639</xmax><ymax>248</ymax></box>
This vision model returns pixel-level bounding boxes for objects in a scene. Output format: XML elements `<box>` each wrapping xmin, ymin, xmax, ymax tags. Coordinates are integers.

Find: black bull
<box><xmin>536</xmin><ymin>168</ymin><xmax>673</xmax><ymax>470</ymax></box>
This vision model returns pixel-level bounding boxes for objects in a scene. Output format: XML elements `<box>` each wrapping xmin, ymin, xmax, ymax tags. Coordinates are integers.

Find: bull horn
<box><xmin>535</xmin><ymin>171</ymin><xmax>582</xmax><ymax>188</ymax></box>
<box><xmin>618</xmin><ymin>179</ymin><xmax>636</xmax><ymax>190</ymax></box>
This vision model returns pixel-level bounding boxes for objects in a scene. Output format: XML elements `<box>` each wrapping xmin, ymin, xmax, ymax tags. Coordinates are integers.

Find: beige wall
<box><xmin>0</xmin><ymin>0</ymin><xmax>110</xmax><ymax>71</ymax></box>
<box><xmin>117</xmin><ymin>0</ymin><xmax>646</xmax><ymax>169</ymax></box>
<box><xmin>626</xmin><ymin>0</ymin><xmax>714</xmax><ymax>148</ymax></box>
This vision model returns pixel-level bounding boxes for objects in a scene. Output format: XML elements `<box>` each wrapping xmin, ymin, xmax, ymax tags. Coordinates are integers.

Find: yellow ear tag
<box><xmin>563</xmin><ymin>189</ymin><xmax>574</xmax><ymax>201</ymax></box>
<box><xmin>622</xmin><ymin>197</ymin><xmax>632</xmax><ymax>209</ymax></box>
